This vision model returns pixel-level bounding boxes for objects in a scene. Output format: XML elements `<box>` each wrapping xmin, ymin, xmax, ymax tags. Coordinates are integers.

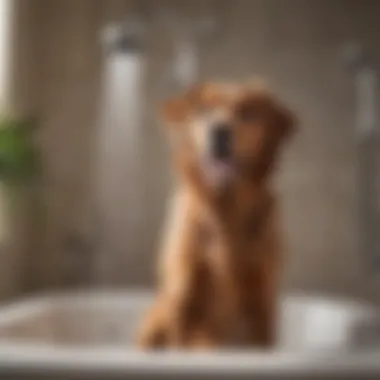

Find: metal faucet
<box><xmin>344</xmin><ymin>44</ymin><xmax>380</xmax><ymax>271</ymax></box>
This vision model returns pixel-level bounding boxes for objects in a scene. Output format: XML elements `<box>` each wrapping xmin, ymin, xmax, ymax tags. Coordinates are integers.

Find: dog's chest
<box><xmin>198</xmin><ymin>196</ymin><xmax>270</xmax><ymax>250</ymax></box>
<box><xmin>198</xmin><ymin>219</ymin><xmax>266</xmax><ymax>346</ymax></box>
<box><xmin>199</xmin><ymin>219</ymin><xmax>263</xmax><ymax>272</ymax></box>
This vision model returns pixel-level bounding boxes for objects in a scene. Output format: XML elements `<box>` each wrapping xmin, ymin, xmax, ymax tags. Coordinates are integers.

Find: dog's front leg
<box><xmin>158</xmin><ymin>193</ymin><xmax>212</xmax><ymax>348</ymax></box>
<box><xmin>164</xmin><ymin>250</ymin><xmax>211</xmax><ymax>348</ymax></box>
<box><xmin>137</xmin><ymin>300</ymin><xmax>167</xmax><ymax>349</ymax></box>
<box><xmin>245</xmin><ymin>267</ymin><xmax>278</xmax><ymax>348</ymax></box>
<box><xmin>244</xmin><ymin>210</ymin><xmax>281</xmax><ymax>349</ymax></box>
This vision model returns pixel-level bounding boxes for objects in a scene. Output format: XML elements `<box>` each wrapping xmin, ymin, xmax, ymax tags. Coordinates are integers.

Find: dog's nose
<box><xmin>210</xmin><ymin>124</ymin><xmax>231</xmax><ymax>160</ymax></box>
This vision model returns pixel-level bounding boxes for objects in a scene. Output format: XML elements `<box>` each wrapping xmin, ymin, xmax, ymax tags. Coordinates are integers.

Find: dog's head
<box><xmin>161</xmin><ymin>82</ymin><xmax>296</xmax><ymax>190</ymax></box>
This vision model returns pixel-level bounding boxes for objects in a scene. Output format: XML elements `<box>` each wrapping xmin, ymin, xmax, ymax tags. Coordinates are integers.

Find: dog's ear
<box><xmin>160</xmin><ymin>96</ymin><xmax>190</xmax><ymax>126</ymax></box>
<box><xmin>159</xmin><ymin>85</ymin><xmax>204</xmax><ymax>128</ymax></box>
<box><xmin>159</xmin><ymin>83</ymin><xmax>223</xmax><ymax>128</ymax></box>
<box><xmin>272</xmin><ymin>102</ymin><xmax>297</xmax><ymax>142</ymax></box>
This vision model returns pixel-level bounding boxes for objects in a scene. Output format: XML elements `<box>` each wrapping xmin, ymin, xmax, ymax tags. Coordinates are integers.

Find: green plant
<box><xmin>0</xmin><ymin>116</ymin><xmax>40</xmax><ymax>185</ymax></box>
<box><xmin>0</xmin><ymin>115</ymin><xmax>43</xmax><ymax>223</ymax></box>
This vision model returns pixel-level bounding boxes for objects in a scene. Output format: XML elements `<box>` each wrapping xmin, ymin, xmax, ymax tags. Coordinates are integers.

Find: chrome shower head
<box><xmin>101</xmin><ymin>17</ymin><xmax>145</xmax><ymax>54</ymax></box>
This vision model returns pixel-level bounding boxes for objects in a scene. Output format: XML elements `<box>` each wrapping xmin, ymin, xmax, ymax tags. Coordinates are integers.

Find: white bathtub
<box><xmin>0</xmin><ymin>290</ymin><xmax>379</xmax><ymax>379</ymax></box>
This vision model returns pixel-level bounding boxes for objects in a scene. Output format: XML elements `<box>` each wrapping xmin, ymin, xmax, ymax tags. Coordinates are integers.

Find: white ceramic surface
<box><xmin>0</xmin><ymin>290</ymin><xmax>378</xmax><ymax>379</ymax></box>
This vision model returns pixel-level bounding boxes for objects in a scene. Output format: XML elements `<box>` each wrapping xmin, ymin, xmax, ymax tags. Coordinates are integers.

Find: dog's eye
<box><xmin>197</xmin><ymin>104</ymin><xmax>210</xmax><ymax>114</ymax></box>
<box><xmin>195</xmin><ymin>105</ymin><xmax>213</xmax><ymax>119</ymax></box>
<box><xmin>236</xmin><ymin>103</ymin><xmax>259</xmax><ymax>123</ymax></box>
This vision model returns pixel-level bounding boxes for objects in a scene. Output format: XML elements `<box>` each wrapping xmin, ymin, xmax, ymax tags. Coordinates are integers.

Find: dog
<box><xmin>137</xmin><ymin>81</ymin><xmax>296</xmax><ymax>350</ymax></box>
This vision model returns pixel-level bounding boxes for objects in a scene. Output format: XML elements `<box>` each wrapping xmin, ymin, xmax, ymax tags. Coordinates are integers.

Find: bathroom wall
<box><xmin>0</xmin><ymin>0</ymin><xmax>44</xmax><ymax>298</ymax></box>
<box><xmin>10</xmin><ymin>0</ymin><xmax>380</xmax><ymax>300</ymax></box>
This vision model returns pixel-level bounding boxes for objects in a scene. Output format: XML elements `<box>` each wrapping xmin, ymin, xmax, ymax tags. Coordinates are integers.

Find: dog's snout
<box><xmin>210</xmin><ymin>124</ymin><xmax>231</xmax><ymax>160</ymax></box>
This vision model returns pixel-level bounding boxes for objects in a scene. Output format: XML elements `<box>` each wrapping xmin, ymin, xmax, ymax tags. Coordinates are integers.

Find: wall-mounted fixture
<box><xmin>92</xmin><ymin>3</ymin><xmax>229</xmax><ymax>285</ymax></box>
<box><xmin>343</xmin><ymin>43</ymin><xmax>380</xmax><ymax>273</ymax></box>
<box><xmin>156</xmin><ymin>5</ymin><xmax>228</xmax><ymax>91</ymax></box>
<box><xmin>94</xmin><ymin>16</ymin><xmax>146</xmax><ymax>285</ymax></box>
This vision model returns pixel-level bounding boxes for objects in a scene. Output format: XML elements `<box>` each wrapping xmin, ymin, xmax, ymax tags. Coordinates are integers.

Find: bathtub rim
<box><xmin>0</xmin><ymin>289</ymin><xmax>379</xmax><ymax>376</ymax></box>
<box><xmin>0</xmin><ymin>345</ymin><xmax>379</xmax><ymax>376</ymax></box>
<box><xmin>0</xmin><ymin>288</ymin><xmax>378</xmax><ymax>316</ymax></box>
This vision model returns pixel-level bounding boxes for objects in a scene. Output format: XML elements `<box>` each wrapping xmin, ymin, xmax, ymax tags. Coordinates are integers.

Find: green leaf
<box><xmin>0</xmin><ymin>116</ymin><xmax>40</xmax><ymax>183</ymax></box>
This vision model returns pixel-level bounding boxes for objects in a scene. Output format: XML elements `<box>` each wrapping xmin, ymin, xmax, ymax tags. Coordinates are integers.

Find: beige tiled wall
<box><xmin>9</xmin><ymin>0</ymin><xmax>380</xmax><ymax>300</ymax></box>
